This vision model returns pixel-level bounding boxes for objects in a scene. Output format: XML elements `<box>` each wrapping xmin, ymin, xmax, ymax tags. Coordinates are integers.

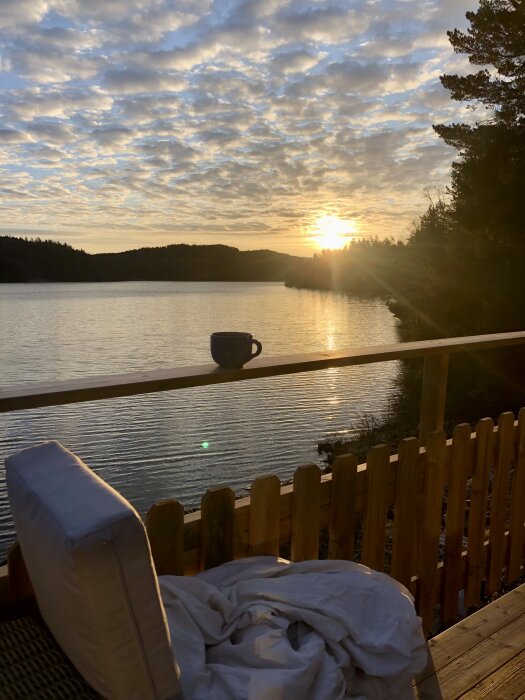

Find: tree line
<box><xmin>0</xmin><ymin>237</ymin><xmax>304</xmax><ymax>283</ymax></box>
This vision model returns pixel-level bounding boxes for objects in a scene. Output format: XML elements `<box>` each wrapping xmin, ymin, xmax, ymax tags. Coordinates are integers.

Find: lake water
<box><xmin>0</xmin><ymin>281</ymin><xmax>399</xmax><ymax>560</ymax></box>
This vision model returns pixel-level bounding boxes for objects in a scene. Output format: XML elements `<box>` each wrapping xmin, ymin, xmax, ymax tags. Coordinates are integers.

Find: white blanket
<box><xmin>159</xmin><ymin>557</ymin><xmax>427</xmax><ymax>699</ymax></box>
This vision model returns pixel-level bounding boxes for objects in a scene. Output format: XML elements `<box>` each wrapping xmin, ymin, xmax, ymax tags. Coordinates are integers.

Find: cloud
<box><xmin>6</xmin><ymin>88</ymin><xmax>113</xmax><ymax>120</ymax></box>
<box><xmin>0</xmin><ymin>0</ymin><xmax>49</xmax><ymax>29</ymax></box>
<box><xmin>0</xmin><ymin>0</ymin><xmax>480</xmax><ymax>253</ymax></box>
<box><xmin>90</xmin><ymin>127</ymin><xmax>135</xmax><ymax>148</ymax></box>
<box><xmin>271</xmin><ymin>48</ymin><xmax>323</xmax><ymax>74</ymax></box>
<box><xmin>0</xmin><ymin>128</ymin><xmax>32</xmax><ymax>143</ymax></box>
<box><xmin>103</xmin><ymin>69</ymin><xmax>186</xmax><ymax>95</ymax></box>
<box><xmin>273</xmin><ymin>5</ymin><xmax>369</xmax><ymax>42</ymax></box>
<box><xmin>25</xmin><ymin>121</ymin><xmax>77</xmax><ymax>144</ymax></box>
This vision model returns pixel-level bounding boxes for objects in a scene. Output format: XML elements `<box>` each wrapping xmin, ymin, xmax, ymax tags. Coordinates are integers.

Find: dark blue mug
<box><xmin>210</xmin><ymin>332</ymin><xmax>262</xmax><ymax>369</ymax></box>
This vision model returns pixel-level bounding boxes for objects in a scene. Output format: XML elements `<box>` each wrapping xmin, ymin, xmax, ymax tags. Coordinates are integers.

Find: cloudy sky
<box><xmin>0</xmin><ymin>0</ymin><xmax>479</xmax><ymax>255</ymax></box>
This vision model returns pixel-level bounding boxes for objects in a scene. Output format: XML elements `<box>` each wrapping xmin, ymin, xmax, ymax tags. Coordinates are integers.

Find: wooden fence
<box><xmin>3</xmin><ymin>331</ymin><xmax>525</xmax><ymax>630</ymax></box>
<box><xmin>146</xmin><ymin>409</ymin><xmax>525</xmax><ymax>636</ymax></box>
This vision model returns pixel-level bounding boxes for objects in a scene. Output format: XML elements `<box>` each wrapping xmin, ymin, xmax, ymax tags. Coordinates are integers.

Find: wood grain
<box><xmin>487</xmin><ymin>412</ymin><xmax>515</xmax><ymax>595</ymax></box>
<box><xmin>249</xmin><ymin>475</ymin><xmax>281</xmax><ymax>557</ymax></box>
<box><xmin>361</xmin><ymin>445</ymin><xmax>391</xmax><ymax>572</ymax></box>
<box><xmin>508</xmin><ymin>407</ymin><xmax>525</xmax><ymax>582</ymax></box>
<box><xmin>442</xmin><ymin>423</ymin><xmax>472</xmax><ymax>624</ymax></box>
<box><xmin>3</xmin><ymin>331</ymin><xmax>525</xmax><ymax>412</ymax></box>
<box><xmin>328</xmin><ymin>453</ymin><xmax>358</xmax><ymax>560</ymax></box>
<box><xmin>146</xmin><ymin>499</ymin><xmax>185</xmax><ymax>575</ymax></box>
<box><xmin>465</xmin><ymin>418</ymin><xmax>494</xmax><ymax>609</ymax></box>
<box><xmin>391</xmin><ymin>437</ymin><xmax>420</xmax><ymax>588</ymax></box>
<box><xmin>291</xmin><ymin>464</ymin><xmax>321</xmax><ymax>562</ymax></box>
<box><xmin>200</xmin><ymin>487</ymin><xmax>235</xmax><ymax>570</ymax></box>
<box><xmin>419</xmin><ymin>352</ymin><xmax>449</xmax><ymax>445</ymax></box>
<box><xmin>417</xmin><ymin>431</ymin><xmax>447</xmax><ymax>634</ymax></box>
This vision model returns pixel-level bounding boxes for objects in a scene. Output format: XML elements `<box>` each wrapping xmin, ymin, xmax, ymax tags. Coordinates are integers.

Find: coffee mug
<box><xmin>210</xmin><ymin>332</ymin><xmax>262</xmax><ymax>369</ymax></box>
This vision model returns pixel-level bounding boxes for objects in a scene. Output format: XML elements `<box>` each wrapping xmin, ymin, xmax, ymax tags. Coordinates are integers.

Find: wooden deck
<box><xmin>414</xmin><ymin>583</ymin><xmax>525</xmax><ymax>699</ymax></box>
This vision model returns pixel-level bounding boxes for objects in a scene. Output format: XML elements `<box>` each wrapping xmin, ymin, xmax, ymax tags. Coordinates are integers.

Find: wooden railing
<box><xmin>2</xmin><ymin>331</ymin><xmax>525</xmax><ymax>632</ymax></box>
<box><xmin>146</xmin><ymin>409</ymin><xmax>525</xmax><ymax>635</ymax></box>
<box><xmin>2</xmin><ymin>330</ymin><xmax>525</xmax><ymax>444</ymax></box>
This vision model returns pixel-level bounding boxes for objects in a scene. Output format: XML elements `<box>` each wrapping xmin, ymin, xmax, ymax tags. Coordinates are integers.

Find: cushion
<box><xmin>6</xmin><ymin>440</ymin><xmax>181</xmax><ymax>700</ymax></box>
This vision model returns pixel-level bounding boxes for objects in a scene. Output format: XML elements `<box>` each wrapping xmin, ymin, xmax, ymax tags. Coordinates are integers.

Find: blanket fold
<box><xmin>160</xmin><ymin>557</ymin><xmax>427</xmax><ymax>699</ymax></box>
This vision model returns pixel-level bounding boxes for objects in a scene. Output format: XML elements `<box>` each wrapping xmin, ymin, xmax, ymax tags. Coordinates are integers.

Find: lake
<box><xmin>0</xmin><ymin>281</ymin><xmax>399</xmax><ymax>560</ymax></box>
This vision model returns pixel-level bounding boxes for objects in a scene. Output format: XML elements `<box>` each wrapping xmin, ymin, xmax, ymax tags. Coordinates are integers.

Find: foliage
<box><xmin>285</xmin><ymin>237</ymin><xmax>406</xmax><ymax>298</ymax></box>
<box><xmin>392</xmin><ymin>0</ymin><xmax>525</xmax><ymax>339</ymax></box>
<box><xmin>0</xmin><ymin>236</ymin><xmax>304</xmax><ymax>283</ymax></box>
<box><xmin>438</xmin><ymin>0</ymin><xmax>525</xmax><ymax>125</ymax></box>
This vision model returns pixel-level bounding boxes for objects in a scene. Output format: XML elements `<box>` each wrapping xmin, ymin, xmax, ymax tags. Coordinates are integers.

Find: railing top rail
<box><xmin>2</xmin><ymin>330</ymin><xmax>525</xmax><ymax>413</ymax></box>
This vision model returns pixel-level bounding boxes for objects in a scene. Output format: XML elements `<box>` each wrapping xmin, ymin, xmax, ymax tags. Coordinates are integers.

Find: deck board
<box><xmin>414</xmin><ymin>584</ymin><xmax>525</xmax><ymax>699</ymax></box>
<box><xmin>460</xmin><ymin>649</ymin><xmax>525</xmax><ymax>699</ymax></box>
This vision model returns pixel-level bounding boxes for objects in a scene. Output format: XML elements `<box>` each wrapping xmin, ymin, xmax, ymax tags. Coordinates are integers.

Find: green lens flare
<box><xmin>201</xmin><ymin>441</ymin><xmax>210</xmax><ymax>449</ymax></box>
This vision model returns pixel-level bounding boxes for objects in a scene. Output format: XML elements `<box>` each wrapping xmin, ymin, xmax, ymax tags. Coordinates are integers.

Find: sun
<box><xmin>312</xmin><ymin>215</ymin><xmax>358</xmax><ymax>250</ymax></box>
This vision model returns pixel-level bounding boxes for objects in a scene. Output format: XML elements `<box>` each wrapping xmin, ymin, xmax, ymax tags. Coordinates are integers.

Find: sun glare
<box><xmin>312</xmin><ymin>215</ymin><xmax>358</xmax><ymax>250</ymax></box>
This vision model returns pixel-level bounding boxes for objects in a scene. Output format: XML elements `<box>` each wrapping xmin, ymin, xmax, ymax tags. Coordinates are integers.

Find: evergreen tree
<box><xmin>393</xmin><ymin>0</ymin><xmax>525</xmax><ymax>338</ymax></box>
<box><xmin>438</xmin><ymin>0</ymin><xmax>525</xmax><ymax>126</ymax></box>
<box><xmin>434</xmin><ymin>0</ymin><xmax>525</xmax><ymax>241</ymax></box>
<box><xmin>390</xmin><ymin>0</ymin><xmax>525</xmax><ymax>427</ymax></box>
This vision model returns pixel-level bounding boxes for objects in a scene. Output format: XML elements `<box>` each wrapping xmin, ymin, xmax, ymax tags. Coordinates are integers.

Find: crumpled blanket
<box><xmin>159</xmin><ymin>557</ymin><xmax>427</xmax><ymax>700</ymax></box>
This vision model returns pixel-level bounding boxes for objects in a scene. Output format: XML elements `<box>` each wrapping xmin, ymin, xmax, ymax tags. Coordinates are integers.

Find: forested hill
<box><xmin>0</xmin><ymin>236</ymin><xmax>305</xmax><ymax>282</ymax></box>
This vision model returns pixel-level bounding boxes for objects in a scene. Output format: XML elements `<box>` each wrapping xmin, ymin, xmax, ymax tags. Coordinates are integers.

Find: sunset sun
<box><xmin>312</xmin><ymin>215</ymin><xmax>359</xmax><ymax>250</ymax></box>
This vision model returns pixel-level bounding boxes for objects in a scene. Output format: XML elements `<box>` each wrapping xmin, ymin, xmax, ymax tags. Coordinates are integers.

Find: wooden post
<box><xmin>201</xmin><ymin>487</ymin><xmax>235</xmax><ymax>570</ymax></box>
<box><xmin>419</xmin><ymin>352</ymin><xmax>449</xmax><ymax>446</ymax></box>
<box><xmin>418</xmin><ymin>431</ymin><xmax>447</xmax><ymax>634</ymax></box>
<box><xmin>291</xmin><ymin>464</ymin><xmax>321</xmax><ymax>562</ymax></box>
<box><xmin>442</xmin><ymin>423</ymin><xmax>472</xmax><ymax>624</ymax></box>
<box><xmin>487</xmin><ymin>412</ymin><xmax>514</xmax><ymax>595</ymax></box>
<box><xmin>249</xmin><ymin>475</ymin><xmax>281</xmax><ymax>557</ymax></box>
<box><xmin>508</xmin><ymin>408</ymin><xmax>525</xmax><ymax>582</ymax></box>
<box><xmin>465</xmin><ymin>417</ymin><xmax>494</xmax><ymax>608</ymax></box>
<box><xmin>391</xmin><ymin>437</ymin><xmax>420</xmax><ymax>589</ymax></box>
<box><xmin>328</xmin><ymin>454</ymin><xmax>358</xmax><ymax>561</ymax></box>
<box><xmin>146</xmin><ymin>499</ymin><xmax>185</xmax><ymax>575</ymax></box>
<box><xmin>361</xmin><ymin>445</ymin><xmax>390</xmax><ymax>572</ymax></box>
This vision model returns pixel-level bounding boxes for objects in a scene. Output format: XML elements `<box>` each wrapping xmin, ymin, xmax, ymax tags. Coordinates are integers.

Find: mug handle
<box><xmin>251</xmin><ymin>339</ymin><xmax>262</xmax><ymax>360</ymax></box>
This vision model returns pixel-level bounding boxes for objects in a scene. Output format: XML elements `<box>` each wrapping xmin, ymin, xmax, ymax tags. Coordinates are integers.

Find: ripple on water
<box><xmin>0</xmin><ymin>282</ymin><xmax>400</xmax><ymax>559</ymax></box>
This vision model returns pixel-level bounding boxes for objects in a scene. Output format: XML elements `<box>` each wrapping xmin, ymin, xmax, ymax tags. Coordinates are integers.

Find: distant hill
<box><xmin>0</xmin><ymin>236</ymin><xmax>306</xmax><ymax>283</ymax></box>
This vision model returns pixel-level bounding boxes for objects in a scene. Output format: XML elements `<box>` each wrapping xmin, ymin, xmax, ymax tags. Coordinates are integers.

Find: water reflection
<box><xmin>0</xmin><ymin>282</ymin><xmax>399</xmax><ymax>558</ymax></box>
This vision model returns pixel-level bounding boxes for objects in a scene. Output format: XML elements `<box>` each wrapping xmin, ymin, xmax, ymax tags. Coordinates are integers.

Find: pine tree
<box><xmin>437</xmin><ymin>0</ymin><xmax>525</xmax><ymax>126</ymax></box>
<box><xmin>434</xmin><ymin>0</ymin><xmax>525</xmax><ymax>238</ymax></box>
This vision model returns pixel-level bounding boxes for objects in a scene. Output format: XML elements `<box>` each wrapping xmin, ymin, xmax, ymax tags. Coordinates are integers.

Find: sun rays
<box><xmin>311</xmin><ymin>215</ymin><xmax>359</xmax><ymax>250</ymax></box>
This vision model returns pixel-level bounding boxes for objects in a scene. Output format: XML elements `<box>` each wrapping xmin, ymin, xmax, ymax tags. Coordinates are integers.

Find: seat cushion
<box><xmin>6</xmin><ymin>440</ymin><xmax>181</xmax><ymax>700</ymax></box>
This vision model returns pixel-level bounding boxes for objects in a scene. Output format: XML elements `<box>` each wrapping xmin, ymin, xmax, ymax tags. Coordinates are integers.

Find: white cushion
<box><xmin>6</xmin><ymin>440</ymin><xmax>181</xmax><ymax>700</ymax></box>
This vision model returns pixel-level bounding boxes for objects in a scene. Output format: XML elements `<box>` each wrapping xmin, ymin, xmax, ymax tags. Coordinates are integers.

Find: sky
<box><xmin>0</xmin><ymin>0</ymin><xmax>480</xmax><ymax>256</ymax></box>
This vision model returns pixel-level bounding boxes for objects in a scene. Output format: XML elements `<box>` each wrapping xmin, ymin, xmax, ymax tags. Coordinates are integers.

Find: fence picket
<box><xmin>361</xmin><ymin>445</ymin><xmax>390</xmax><ymax>572</ymax></box>
<box><xmin>249</xmin><ymin>475</ymin><xmax>281</xmax><ymax>557</ymax></box>
<box><xmin>391</xmin><ymin>437</ymin><xmax>419</xmax><ymax>588</ymax></box>
<box><xmin>418</xmin><ymin>431</ymin><xmax>447</xmax><ymax>634</ymax></box>
<box><xmin>465</xmin><ymin>418</ymin><xmax>494</xmax><ymax>608</ymax></box>
<box><xmin>291</xmin><ymin>464</ymin><xmax>321</xmax><ymax>561</ymax></box>
<box><xmin>201</xmin><ymin>487</ymin><xmax>235</xmax><ymax>570</ymax></box>
<box><xmin>442</xmin><ymin>424</ymin><xmax>472</xmax><ymax>623</ymax></box>
<box><xmin>508</xmin><ymin>408</ymin><xmax>525</xmax><ymax>582</ymax></box>
<box><xmin>487</xmin><ymin>412</ymin><xmax>515</xmax><ymax>595</ymax></box>
<box><xmin>144</xmin><ymin>415</ymin><xmax>524</xmax><ymax>617</ymax></box>
<box><xmin>328</xmin><ymin>454</ymin><xmax>358</xmax><ymax>560</ymax></box>
<box><xmin>146</xmin><ymin>499</ymin><xmax>185</xmax><ymax>575</ymax></box>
